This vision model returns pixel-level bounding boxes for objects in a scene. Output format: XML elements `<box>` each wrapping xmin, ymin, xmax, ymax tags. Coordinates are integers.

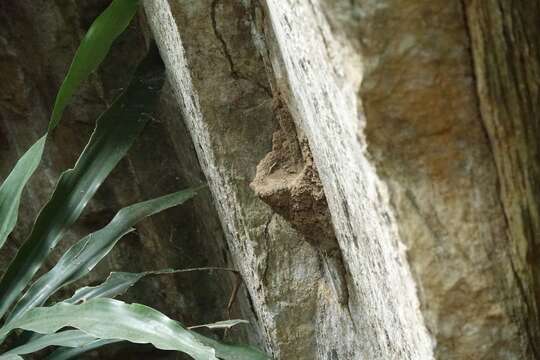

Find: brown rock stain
<box><xmin>250</xmin><ymin>98</ymin><xmax>338</xmax><ymax>253</ymax></box>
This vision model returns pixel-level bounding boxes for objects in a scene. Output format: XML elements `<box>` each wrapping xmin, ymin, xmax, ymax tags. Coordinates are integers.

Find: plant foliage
<box><xmin>0</xmin><ymin>0</ymin><xmax>269</xmax><ymax>359</ymax></box>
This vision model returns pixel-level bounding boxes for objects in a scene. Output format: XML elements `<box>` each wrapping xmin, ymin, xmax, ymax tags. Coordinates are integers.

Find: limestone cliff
<box><xmin>1</xmin><ymin>0</ymin><xmax>538</xmax><ymax>358</ymax></box>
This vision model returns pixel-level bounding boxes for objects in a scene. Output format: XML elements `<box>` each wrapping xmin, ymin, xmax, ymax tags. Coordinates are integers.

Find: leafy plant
<box><xmin>0</xmin><ymin>0</ymin><xmax>268</xmax><ymax>359</ymax></box>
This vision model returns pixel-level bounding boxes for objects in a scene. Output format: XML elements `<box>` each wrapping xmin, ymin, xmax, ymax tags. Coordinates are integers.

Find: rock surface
<box><xmin>321</xmin><ymin>0</ymin><xmax>536</xmax><ymax>358</ymax></box>
<box><xmin>147</xmin><ymin>0</ymin><xmax>433</xmax><ymax>358</ymax></box>
<box><xmin>1</xmin><ymin>0</ymin><xmax>539</xmax><ymax>359</ymax></box>
<box><xmin>145</xmin><ymin>0</ymin><xmax>539</xmax><ymax>358</ymax></box>
<box><xmin>465</xmin><ymin>1</ymin><xmax>540</xmax><ymax>355</ymax></box>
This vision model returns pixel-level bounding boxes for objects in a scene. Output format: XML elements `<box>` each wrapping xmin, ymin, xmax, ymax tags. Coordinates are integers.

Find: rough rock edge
<box><xmin>145</xmin><ymin>0</ymin><xmax>434</xmax><ymax>358</ymax></box>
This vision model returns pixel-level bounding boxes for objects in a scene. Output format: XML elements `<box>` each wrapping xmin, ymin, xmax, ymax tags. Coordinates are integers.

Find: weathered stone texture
<box><xmin>2</xmin><ymin>0</ymin><xmax>539</xmax><ymax>359</ymax></box>
<box><xmin>145</xmin><ymin>0</ymin><xmax>539</xmax><ymax>358</ymax></box>
<box><xmin>314</xmin><ymin>0</ymin><xmax>535</xmax><ymax>358</ymax></box>
<box><xmin>144</xmin><ymin>1</ymin><xmax>329</xmax><ymax>358</ymax></box>
<box><xmin>261</xmin><ymin>1</ymin><xmax>436</xmax><ymax>358</ymax></box>
<box><xmin>464</xmin><ymin>0</ymin><xmax>540</xmax><ymax>355</ymax></box>
<box><xmin>147</xmin><ymin>0</ymin><xmax>433</xmax><ymax>358</ymax></box>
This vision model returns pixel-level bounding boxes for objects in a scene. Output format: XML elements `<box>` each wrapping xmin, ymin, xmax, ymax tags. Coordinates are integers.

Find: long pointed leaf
<box><xmin>48</xmin><ymin>0</ymin><xmax>140</xmax><ymax>131</ymax></box>
<box><xmin>63</xmin><ymin>266</ymin><xmax>220</xmax><ymax>304</ymax></box>
<box><xmin>46</xmin><ymin>338</ymin><xmax>119</xmax><ymax>360</ymax></box>
<box><xmin>4</xmin><ymin>228</ymin><xmax>135</xmax><ymax>322</ymax></box>
<box><xmin>191</xmin><ymin>333</ymin><xmax>270</xmax><ymax>360</ymax></box>
<box><xmin>0</xmin><ymin>330</ymin><xmax>96</xmax><ymax>358</ymax></box>
<box><xmin>8</xmin><ymin>188</ymin><xmax>199</xmax><ymax>322</ymax></box>
<box><xmin>48</xmin><ymin>267</ymin><xmax>250</xmax><ymax>360</ymax></box>
<box><xmin>0</xmin><ymin>136</ymin><xmax>46</xmax><ymax>250</ymax></box>
<box><xmin>0</xmin><ymin>0</ymin><xmax>140</xmax><ymax>253</ymax></box>
<box><xmin>0</xmin><ymin>299</ymin><xmax>219</xmax><ymax>360</ymax></box>
<box><xmin>188</xmin><ymin>319</ymin><xmax>249</xmax><ymax>330</ymax></box>
<box><xmin>44</xmin><ymin>319</ymin><xmax>261</xmax><ymax>360</ymax></box>
<box><xmin>0</xmin><ymin>48</ymin><xmax>165</xmax><ymax>320</ymax></box>
<box><xmin>0</xmin><ymin>355</ymin><xmax>22</xmax><ymax>360</ymax></box>
<box><xmin>64</xmin><ymin>271</ymin><xmax>145</xmax><ymax>304</ymax></box>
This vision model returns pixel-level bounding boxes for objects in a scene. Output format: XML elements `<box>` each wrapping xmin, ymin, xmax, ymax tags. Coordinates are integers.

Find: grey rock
<box><xmin>1</xmin><ymin>0</ymin><xmax>539</xmax><ymax>359</ymax></box>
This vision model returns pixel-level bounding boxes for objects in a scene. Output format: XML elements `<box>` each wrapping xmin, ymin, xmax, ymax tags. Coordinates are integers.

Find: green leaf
<box><xmin>0</xmin><ymin>299</ymin><xmax>219</xmax><ymax>360</ymax></box>
<box><xmin>0</xmin><ymin>330</ymin><xmax>96</xmax><ymax>358</ymax></box>
<box><xmin>64</xmin><ymin>270</ymin><xmax>178</xmax><ymax>305</ymax></box>
<box><xmin>7</xmin><ymin>188</ymin><xmax>199</xmax><ymax>322</ymax></box>
<box><xmin>44</xmin><ymin>319</ymin><xmax>264</xmax><ymax>360</ymax></box>
<box><xmin>189</xmin><ymin>319</ymin><xmax>249</xmax><ymax>330</ymax></box>
<box><xmin>49</xmin><ymin>268</ymin><xmax>252</xmax><ymax>360</ymax></box>
<box><xmin>42</xmin><ymin>319</ymin><xmax>254</xmax><ymax>360</ymax></box>
<box><xmin>63</xmin><ymin>265</ymin><xmax>221</xmax><ymax>304</ymax></box>
<box><xmin>64</xmin><ymin>271</ymin><xmax>145</xmax><ymax>304</ymax></box>
<box><xmin>0</xmin><ymin>47</ymin><xmax>165</xmax><ymax>320</ymax></box>
<box><xmin>0</xmin><ymin>355</ymin><xmax>23</xmax><ymax>360</ymax></box>
<box><xmin>46</xmin><ymin>338</ymin><xmax>119</xmax><ymax>360</ymax></box>
<box><xmin>0</xmin><ymin>136</ymin><xmax>46</xmax><ymax>250</ymax></box>
<box><xmin>0</xmin><ymin>0</ymin><xmax>141</xmax><ymax>257</ymax></box>
<box><xmin>0</xmin><ymin>299</ymin><xmax>269</xmax><ymax>360</ymax></box>
<box><xmin>48</xmin><ymin>0</ymin><xmax>140</xmax><ymax>131</ymax></box>
<box><xmin>191</xmin><ymin>333</ymin><xmax>270</xmax><ymax>360</ymax></box>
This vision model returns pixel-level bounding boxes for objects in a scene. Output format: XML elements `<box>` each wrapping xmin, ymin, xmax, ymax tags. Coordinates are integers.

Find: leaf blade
<box><xmin>191</xmin><ymin>333</ymin><xmax>271</xmax><ymax>360</ymax></box>
<box><xmin>48</xmin><ymin>0</ymin><xmax>140</xmax><ymax>130</ymax></box>
<box><xmin>8</xmin><ymin>188</ymin><xmax>199</xmax><ymax>322</ymax></box>
<box><xmin>0</xmin><ymin>330</ymin><xmax>96</xmax><ymax>358</ymax></box>
<box><xmin>0</xmin><ymin>0</ymin><xmax>141</xmax><ymax>263</ymax></box>
<box><xmin>188</xmin><ymin>319</ymin><xmax>249</xmax><ymax>330</ymax></box>
<box><xmin>0</xmin><ymin>299</ymin><xmax>218</xmax><ymax>360</ymax></box>
<box><xmin>46</xmin><ymin>338</ymin><xmax>119</xmax><ymax>360</ymax></box>
<box><xmin>0</xmin><ymin>355</ymin><xmax>23</xmax><ymax>360</ymax></box>
<box><xmin>0</xmin><ymin>47</ymin><xmax>165</xmax><ymax>320</ymax></box>
<box><xmin>0</xmin><ymin>136</ymin><xmax>46</xmax><ymax>250</ymax></box>
<box><xmin>64</xmin><ymin>271</ymin><xmax>145</xmax><ymax>304</ymax></box>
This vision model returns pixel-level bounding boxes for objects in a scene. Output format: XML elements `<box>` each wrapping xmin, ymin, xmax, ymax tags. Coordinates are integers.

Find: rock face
<box><xmin>146</xmin><ymin>0</ymin><xmax>431</xmax><ymax>358</ymax></box>
<box><xmin>145</xmin><ymin>0</ymin><xmax>539</xmax><ymax>358</ymax></box>
<box><xmin>465</xmin><ymin>1</ymin><xmax>540</xmax><ymax>355</ymax></box>
<box><xmin>1</xmin><ymin>0</ymin><xmax>539</xmax><ymax>359</ymax></box>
